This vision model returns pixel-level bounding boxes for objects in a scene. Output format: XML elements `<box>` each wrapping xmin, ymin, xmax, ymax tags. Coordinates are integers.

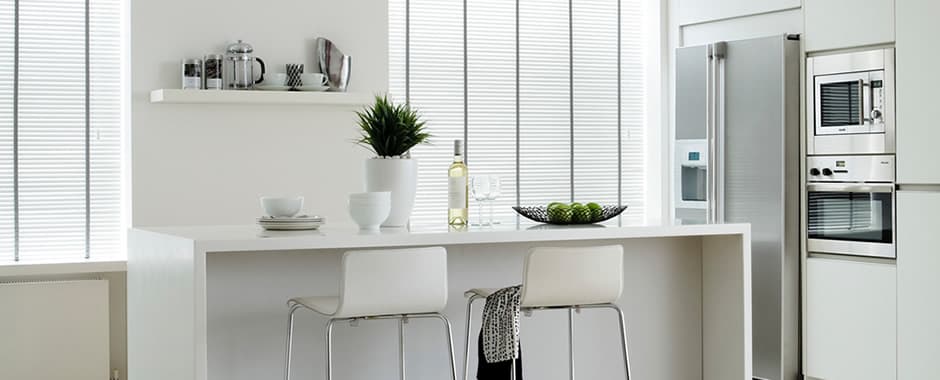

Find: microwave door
<box><xmin>815</xmin><ymin>72</ymin><xmax>872</xmax><ymax>136</ymax></box>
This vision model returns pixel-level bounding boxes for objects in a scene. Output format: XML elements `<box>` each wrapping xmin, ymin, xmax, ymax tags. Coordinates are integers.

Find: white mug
<box><xmin>263</xmin><ymin>72</ymin><xmax>287</xmax><ymax>87</ymax></box>
<box><xmin>300</xmin><ymin>73</ymin><xmax>329</xmax><ymax>86</ymax></box>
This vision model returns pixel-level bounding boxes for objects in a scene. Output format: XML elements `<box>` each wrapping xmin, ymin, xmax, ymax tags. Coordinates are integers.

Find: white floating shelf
<box><xmin>150</xmin><ymin>89</ymin><xmax>373</xmax><ymax>106</ymax></box>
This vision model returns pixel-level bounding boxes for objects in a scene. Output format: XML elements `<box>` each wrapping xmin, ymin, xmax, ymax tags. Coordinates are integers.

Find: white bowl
<box><xmin>260</xmin><ymin>196</ymin><xmax>304</xmax><ymax>217</ymax></box>
<box><xmin>348</xmin><ymin>192</ymin><xmax>391</xmax><ymax>231</ymax></box>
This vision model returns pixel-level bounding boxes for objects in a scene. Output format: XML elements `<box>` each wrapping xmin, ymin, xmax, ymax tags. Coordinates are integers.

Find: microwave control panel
<box><xmin>869</xmin><ymin>71</ymin><xmax>885</xmax><ymax>122</ymax></box>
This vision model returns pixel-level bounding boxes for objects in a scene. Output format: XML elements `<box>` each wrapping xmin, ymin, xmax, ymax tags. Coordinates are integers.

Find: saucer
<box><xmin>257</xmin><ymin>215</ymin><xmax>325</xmax><ymax>231</ymax></box>
<box><xmin>258</xmin><ymin>221</ymin><xmax>322</xmax><ymax>231</ymax></box>
<box><xmin>258</xmin><ymin>215</ymin><xmax>324</xmax><ymax>222</ymax></box>
<box><xmin>255</xmin><ymin>85</ymin><xmax>290</xmax><ymax>91</ymax></box>
<box><xmin>297</xmin><ymin>84</ymin><xmax>330</xmax><ymax>92</ymax></box>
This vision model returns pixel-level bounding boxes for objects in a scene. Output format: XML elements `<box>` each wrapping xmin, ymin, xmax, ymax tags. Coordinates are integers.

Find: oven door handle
<box><xmin>807</xmin><ymin>183</ymin><xmax>895</xmax><ymax>193</ymax></box>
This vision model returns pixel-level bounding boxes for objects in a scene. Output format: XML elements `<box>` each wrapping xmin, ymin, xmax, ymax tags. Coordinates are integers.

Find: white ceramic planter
<box><xmin>364</xmin><ymin>158</ymin><xmax>418</xmax><ymax>227</ymax></box>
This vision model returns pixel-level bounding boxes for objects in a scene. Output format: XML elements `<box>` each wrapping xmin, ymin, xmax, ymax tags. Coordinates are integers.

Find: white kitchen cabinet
<box><xmin>805</xmin><ymin>257</ymin><xmax>896</xmax><ymax>380</ymax></box>
<box><xmin>896</xmin><ymin>0</ymin><xmax>940</xmax><ymax>184</ymax></box>
<box><xmin>678</xmin><ymin>0</ymin><xmax>799</xmax><ymax>26</ymax></box>
<box><xmin>804</xmin><ymin>0</ymin><xmax>894</xmax><ymax>52</ymax></box>
<box><xmin>898</xmin><ymin>191</ymin><xmax>940</xmax><ymax>379</ymax></box>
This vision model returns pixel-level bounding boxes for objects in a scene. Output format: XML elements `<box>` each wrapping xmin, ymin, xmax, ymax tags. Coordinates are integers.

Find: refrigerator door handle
<box><xmin>714</xmin><ymin>42</ymin><xmax>726</xmax><ymax>223</ymax></box>
<box><xmin>705</xmin><ymin>44</ymin><xmax>715</xmax><ymax>224</ymax></box>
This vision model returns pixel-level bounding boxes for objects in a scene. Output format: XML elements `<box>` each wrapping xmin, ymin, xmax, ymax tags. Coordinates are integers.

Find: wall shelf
<box><xmin>150</xmin><ymin>89</ymin><xmax>374</xmax><ymax>106</ymax></box>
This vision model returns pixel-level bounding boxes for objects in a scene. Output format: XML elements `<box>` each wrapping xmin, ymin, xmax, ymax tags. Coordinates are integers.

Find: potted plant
<box><xmin>355</xmin><ymin>95</ymin><xmax>430</xmax><ymax>227</ymax></box>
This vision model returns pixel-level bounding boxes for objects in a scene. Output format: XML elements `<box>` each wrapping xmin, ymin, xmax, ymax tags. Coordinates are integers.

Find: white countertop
<box><xmin>132</xmin><ymin>221</ymin><xmax>750</xmax><ymax>253</ymax></box>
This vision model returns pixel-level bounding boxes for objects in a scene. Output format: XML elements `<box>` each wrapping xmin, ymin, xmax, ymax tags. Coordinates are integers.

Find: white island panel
<box><xmin>128</xmin><ymin>223</ymin><xmax>751</xmax><ymax>380</ymax></box>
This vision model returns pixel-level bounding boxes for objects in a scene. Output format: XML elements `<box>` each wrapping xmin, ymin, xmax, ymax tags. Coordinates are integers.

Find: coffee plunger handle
<box><xmin>254</xmin><ymin>57</ymin><xmax>266</xmax><ymax>84</ymax></box>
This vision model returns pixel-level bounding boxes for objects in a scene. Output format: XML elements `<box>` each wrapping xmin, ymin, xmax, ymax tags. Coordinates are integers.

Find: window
<box><xmin>1</xmin><ymin>0</ymin><xmax>125</xmax><ymax>263</ymax></box>
<box><xmin>390</xmin><ymin>0</ymin><xmax>650</xmax><ymax>226</ymax></box>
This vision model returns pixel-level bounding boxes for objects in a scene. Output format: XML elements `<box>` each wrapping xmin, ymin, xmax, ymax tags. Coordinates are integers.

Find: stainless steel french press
<box><xmin>225</xmin><ymin>40</ymin><xmax>266</xmax><ymax>89</ymax></box>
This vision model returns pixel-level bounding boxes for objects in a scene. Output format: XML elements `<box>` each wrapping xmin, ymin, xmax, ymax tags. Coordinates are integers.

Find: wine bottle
<box><xmin>448</xmin><ymin>139</ymin><xmax>469</xmax><ymax>225</ymax></box>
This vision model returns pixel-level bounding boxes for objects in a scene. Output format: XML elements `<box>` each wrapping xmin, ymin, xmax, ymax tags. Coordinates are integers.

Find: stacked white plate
<box><xmin>257</xmin><ymin>215</ymin><xmax>325</xmax><ymax>231</ymax></box>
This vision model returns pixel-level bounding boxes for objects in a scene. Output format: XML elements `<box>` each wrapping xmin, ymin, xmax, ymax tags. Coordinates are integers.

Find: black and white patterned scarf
<box><xmin>480</xmin><ymin>285</ymin><xmax>523</xmax><ymax>363</ymax></box>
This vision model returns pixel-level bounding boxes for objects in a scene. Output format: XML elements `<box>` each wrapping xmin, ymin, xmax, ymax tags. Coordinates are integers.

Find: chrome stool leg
<box><xmin>463</xmin><ymin>295</ymin><xmax>482</xmax><ymax>380</ymax></box>
<box><xmin>284</xmin><ymin>303</ymin><xmax>303</xmax><ymax>380</ymax></box>
<box><xmin>607</xmin><ymin>304</ymin><xmax>632</xmax><ymax>380</ymax></box>
<box><xmin>432</xmin><ymin>313</ymin><xmax>459</xmax><ymax>380</ymax></box>
<box><xmin>399</xmin><ymin>317</ymin><xmax>407</xmax><ymax>380</ymax></box>
<box><xmin>568</xmin><ymin>308</ymin><xmax>576</xmax><ymax>380</ymax></box>
<box><xmin>325</xmin><ymin>319</ymin><xmax>337</xmax><ymax>380</ymax></box>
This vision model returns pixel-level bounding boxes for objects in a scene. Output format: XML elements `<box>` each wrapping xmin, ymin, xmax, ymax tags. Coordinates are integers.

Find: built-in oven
<box><xmin>807</xmin><ymin>48</ymin><xmax>895</xmax><ymax>155</ymax></box>
<box><xmin>806</xmin><ymin>155</ymin><xmax>895</xmax><ymax>259</ymax></box>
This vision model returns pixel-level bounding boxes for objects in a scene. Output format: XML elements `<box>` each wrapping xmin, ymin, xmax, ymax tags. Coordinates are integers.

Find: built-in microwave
<box><xmin>806</xmin><ymin>155</ymin><xmax>895</xmax><ymax>259</ymax></box>
<box><xmin>807</xmin><ymin>49</ymin><xmax>895</xmax><ymax>155</ymax></box>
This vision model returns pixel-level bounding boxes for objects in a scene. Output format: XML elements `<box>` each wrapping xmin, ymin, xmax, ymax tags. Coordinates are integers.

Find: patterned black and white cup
<box><xmin>286</xmin><ymin>63</ymin><xmax>304</xmax><ymax>89</ymax></box>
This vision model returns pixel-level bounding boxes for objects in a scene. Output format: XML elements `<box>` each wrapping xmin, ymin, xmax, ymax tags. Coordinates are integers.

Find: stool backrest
<box><xmin>520</xmin><ymin>245</ymin><xmax>623</xmax><ymax>307</ymax></box>
<box><xmin>336</xmin><ymin>246</ymin><xmax>448</xmax><ymax>317</ymax></box>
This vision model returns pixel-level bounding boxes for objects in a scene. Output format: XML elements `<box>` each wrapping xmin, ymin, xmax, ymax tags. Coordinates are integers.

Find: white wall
<box><xmin>94</xmin><ymin>0</ymin><xmax>389</xmax><ymax>378</ymax></box>
<box><xmin>131</xmin><ymin>0</ymin><xmax>388</xmax><ymax>228</ymax></box>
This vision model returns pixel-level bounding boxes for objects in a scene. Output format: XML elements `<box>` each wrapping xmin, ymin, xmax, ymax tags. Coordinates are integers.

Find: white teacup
<box><xmin>262</xmin><ymin>73</ymin><xmax>287</xmax><ymax>87</ymax></box>
<box><xmin>260</xmin><ymin>196</ymin><xmax>304</xmax><ymax>217</ymax></box>
<box><xmin>300</xmin><ymin>73</ymin><xmax>329</xmax><ymax>86</ymax></box>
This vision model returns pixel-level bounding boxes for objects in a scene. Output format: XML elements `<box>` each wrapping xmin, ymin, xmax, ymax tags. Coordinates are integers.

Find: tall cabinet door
<box><xmin>804</xmin><ymin>0</ymin><xmax>894</xmax><ymax>52</ymax></box>
<box><xmin>897</xmin><ymin>0</ymin><xmax>940</xmax><ymax>184</ymax></box>
<box><xmin>805</xmin><ymin>257</ymin><xmax>897</xmax><ymax>380</ymax></box>
<box><xmin>898</xmin><ymin>191</ymin><xmax>940</xmax><ymax>379</ymax></box>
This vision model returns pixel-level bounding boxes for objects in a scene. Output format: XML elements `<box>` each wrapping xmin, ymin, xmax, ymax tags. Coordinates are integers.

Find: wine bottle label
<box><xmin>448</xmin><ymin>176</ymin><xmax>467</xmax><ymax>208</ymax></box>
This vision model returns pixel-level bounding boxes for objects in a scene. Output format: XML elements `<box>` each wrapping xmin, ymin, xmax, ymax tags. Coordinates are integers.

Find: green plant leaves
<box><xmin>355</xmin><ymin>95</ymin><xmax>431</xmax><ymax>157</ymax></box>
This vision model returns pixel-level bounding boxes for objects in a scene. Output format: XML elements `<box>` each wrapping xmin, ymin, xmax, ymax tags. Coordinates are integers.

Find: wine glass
<box><xmin>486</xmin><ymin>175</ymin><xmax>501</xmax><ymax>224</ymax></box>
<box><xmin>470</xmin><ymin>176</ymin><xmax>490</xmax><ymax>226</ymax></box>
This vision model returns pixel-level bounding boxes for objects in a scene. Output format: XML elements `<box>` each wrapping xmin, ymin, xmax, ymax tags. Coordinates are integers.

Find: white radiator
<box><xmin>0</xmin><ymin>279</ymin><xmax>110</xmax><ymax>380</ymax></box>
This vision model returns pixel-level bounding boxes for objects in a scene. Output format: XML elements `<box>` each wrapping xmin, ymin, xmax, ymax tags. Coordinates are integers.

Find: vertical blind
<box><xmin>391</xmin><ymin>0</ymin><xmax>647</xmax><ymax>226</ymax></box>
<box><xmin>0</xmin><ymin>0</ymin><xmax>123</xmax><ymax>263</ymax></box>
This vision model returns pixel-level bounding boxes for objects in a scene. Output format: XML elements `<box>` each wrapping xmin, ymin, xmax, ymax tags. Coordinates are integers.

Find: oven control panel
<box><xmin>807</xmin><ymin>155</ymin><xmax>895</xmax><ymax>182</ymax></box>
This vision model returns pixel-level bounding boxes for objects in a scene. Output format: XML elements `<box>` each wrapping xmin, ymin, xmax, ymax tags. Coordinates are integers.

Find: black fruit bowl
<box><xmin>512</xmin><ymin>205</ymin><xmax>628</xmax><ymax>225</ymax></box>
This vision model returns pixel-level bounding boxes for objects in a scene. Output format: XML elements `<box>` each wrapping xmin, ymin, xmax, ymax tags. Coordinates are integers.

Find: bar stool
<box><xmin>284</xmin><ymin>246</ymin><xmax>458</xmax><ymax>380</ymax></box>
<box><xmin>463</xmin><ymin>245</ymin><xmax>631</xmax><ymax>380</ymax></box>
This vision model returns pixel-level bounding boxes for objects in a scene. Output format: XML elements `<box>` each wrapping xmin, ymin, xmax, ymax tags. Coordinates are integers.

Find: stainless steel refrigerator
<box><xmin>674</xmin><ymin>35</ymin><xmax>801</xmax><ymax>380</ymax></box>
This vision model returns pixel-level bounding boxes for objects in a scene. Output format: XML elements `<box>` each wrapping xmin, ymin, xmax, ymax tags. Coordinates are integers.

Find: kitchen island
<box><xmin>128</xmin><ymin>222</ymin><xmax>751</xmax><ymax>380</ymax></box>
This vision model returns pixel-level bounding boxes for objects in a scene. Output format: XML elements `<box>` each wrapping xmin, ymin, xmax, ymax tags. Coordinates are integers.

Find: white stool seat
<box><xmin>462</xmin><ymin>244</ymin><xmax>632</xmax><ymax>380</ymax></box>
<box><xmin>290</xmin><ymin>296</ymin><xmax>340</xmax><ymax>316</ymax></box>
<box><xmin>520</xmin><ymin>245</ymin><xmax>624</xmax><ymax>307</ymax></box>
<box><xmin>284</xmin><ymin>246</ymin><xmax>457</xmax><ymax>380</ymax></box>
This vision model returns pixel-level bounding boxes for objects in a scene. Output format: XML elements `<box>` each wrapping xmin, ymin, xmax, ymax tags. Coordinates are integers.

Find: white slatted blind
<box><xmin>572</xmin><ymin>0</ymin><xmax>619</xmax><ymax>208</ymax></box>
<box><xmin>407</xmin><ymin>0</ymin><xmax>464</xmax><ymax>225</ymax></box>
<box><xmin>0</xmin><ymin>1</ymin><xmax>14</xmax><ymax>260</ymax></box>
<box><xmin>467</xmin><ymin>0</ymin><xmax>516</xmax><ymax>224</ymax></box>
<box><xmin>89</xmin><ymin>0</ymin><xmax>122</xmax><ymax>256</ymax></box>
<box><xmin>389</xmin><ymin>0</ymin><xmax>647</xmax><ymax>226</ymax></box>
<box><xmin>1</xmin><ymin>0</ymin><xmax>124</xmax><ymax>263</ymax></box>
<box><xmin>619</xmin><ymin>0</ymin><xmax>647</xmax><ymax>225</ymax></box>
<box><xmin>519</xmin><ymin>0</ymin><xmax>571</xmax><ymax>208</ymax></box>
